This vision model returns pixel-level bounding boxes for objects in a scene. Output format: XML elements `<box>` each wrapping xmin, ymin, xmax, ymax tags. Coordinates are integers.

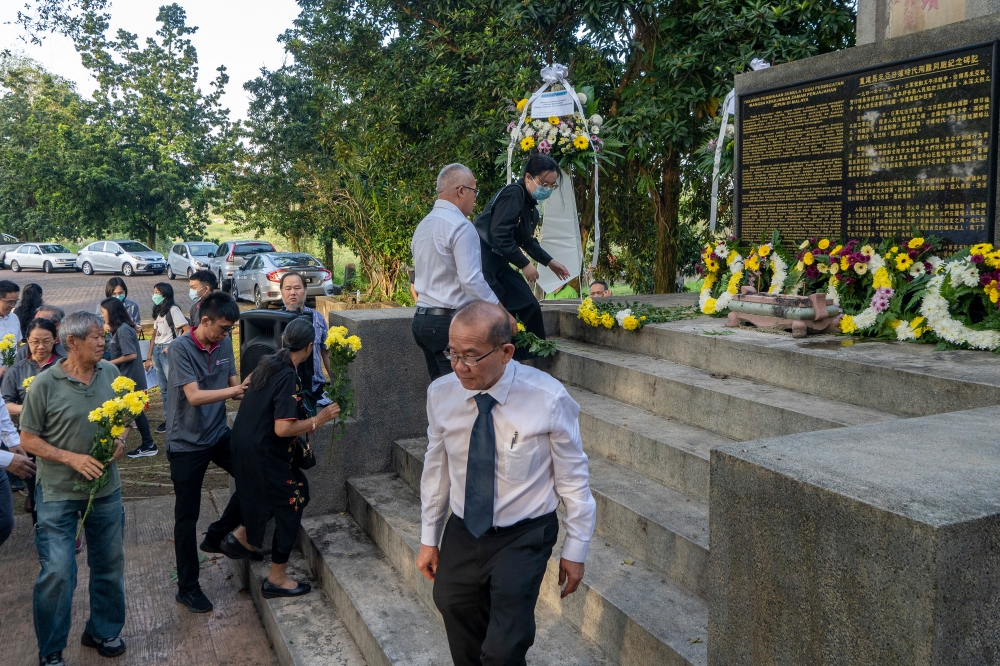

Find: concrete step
<box><xmin>346</xmin><ymin>473</ymin><xmax>615</xmax><ymax>665</ymax></box>
<box><xmin>391</xmin><ymin>438</ymin><xmax>709</xmax><ymax>598</ymax></box>
<box><xmin>235</xmin><ymin>549</ymin><xmax>368</xmax><ymax>666</ymax></box>
<box><xmin>546</xmin><ymin>341</ymin><xmax>897</xmax><ymax>441</ymax></box>
<box><xmin>299</xmin><ymin>512</ymin><xmax>453</xmax><ymax>666</ymax></box>
<box><xmin>566</xmin><ymin>385</ymin><xmax>728</xmax><ymax>504</ymax></box>
<box><xmin>556</xmin><ymin>311</ymin><xmax>1000</xmax><ymax>417</ymax></box>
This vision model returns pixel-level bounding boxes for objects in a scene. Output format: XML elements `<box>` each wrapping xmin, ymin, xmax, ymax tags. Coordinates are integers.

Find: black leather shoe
<box><xmin>199</xmin><ymin>537</ymin><xmax>224</xmax><ymax>555</ymax></box>
<box><xmin>175</xmin><ymin>587</ymin><xmax>213</xmax><ymax>613</ymax></box>
<box><xmin>219</xmin><ymin>533</ymin><xmax>263</xmax><ymax>561</ymax></box>
<box><xmin>81</xmin><ymin>631</ymin><xmax>127</xmax><ymax>657</ymax></box>
<box><xmin>261</xmin><ymin>579</ymin><xmax>311</xmax><ymax>599</ymax></box>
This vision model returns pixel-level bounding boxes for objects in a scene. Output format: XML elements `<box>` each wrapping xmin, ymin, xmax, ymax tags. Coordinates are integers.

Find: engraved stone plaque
<box><xmin>736</xmin><ymin>43</ymin><xmax>997</xmax><ymax>246</ymax></box>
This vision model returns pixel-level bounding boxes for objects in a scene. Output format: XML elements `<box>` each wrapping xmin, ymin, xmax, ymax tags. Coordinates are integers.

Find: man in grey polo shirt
<box><xmin>165</xmin><ymin>292</ymin><xmax>251</xmax><ymax>614</ymax></box>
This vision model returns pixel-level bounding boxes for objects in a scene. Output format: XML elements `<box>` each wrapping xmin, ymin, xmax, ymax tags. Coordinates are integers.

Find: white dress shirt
<box><xmin>0</xmin><ymin>400</ymin><xmax>20</xmax><ymax>468</ymax></box>
<box><xmin>412</xmin><ymin>199</ymin><xmax>499</xmax><ymax>310</ymax></box>
<box><xmin>421</xmin><ymin>361</ymin><xmax>596</xmax><ymax>563</ymax></box>
<box><xmin>0</xmin><ymin>312</ymin><xmax>20</xmax><ymax>346</ymax></box>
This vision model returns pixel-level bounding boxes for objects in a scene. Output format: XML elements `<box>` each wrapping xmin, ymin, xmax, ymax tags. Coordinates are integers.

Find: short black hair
<box><xmin>279</xmin><ymin>272</ymin><xmax>306</xmax><ymax>290</ymax></box>
<box><xmin>105</xmin><ymin>276</ymin><xmax>128</xmax><ymax>299</ymax></box>
<box><xmin>189</xmin><ymin>270</ymin><xmax>218</xmax><ymax>290</ymax></box>
<box><xmin>523</xmin><ymin>154</ymin><xmax>559</xmax><ymax>178</ymax></box>
<box><xmin>198</xmin><ymin>291</ymin><xmax>239</xmax><ymax>324</ymax></box>
<box><xmin>0</xmin><ymin>280</ymin><xmax>20</xmax><ymax>299</ymax></box>
<box><xmin>590</xmin><ymin>280</ymin><xmax>609</xmax><ymax>290</ymax></box>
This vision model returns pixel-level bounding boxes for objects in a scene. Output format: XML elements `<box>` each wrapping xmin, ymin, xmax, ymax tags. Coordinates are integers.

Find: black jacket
<box><xmin>474</xmin><ymin>179</ymin><xmax>553</xmax><ymax>270</ymax></box>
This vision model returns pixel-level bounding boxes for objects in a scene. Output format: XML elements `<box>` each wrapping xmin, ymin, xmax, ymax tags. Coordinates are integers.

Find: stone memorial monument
<box><xmin>734</xmin><ymin>8</ymin><xmax>998</xmax><ymax>247</ymax></box>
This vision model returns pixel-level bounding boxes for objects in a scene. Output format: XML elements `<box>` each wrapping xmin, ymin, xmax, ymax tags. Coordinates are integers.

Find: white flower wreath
<box><xmin>919</xmin><ymin>273</ymin><xmax>1000</xmax><ymax>350</ymax></box>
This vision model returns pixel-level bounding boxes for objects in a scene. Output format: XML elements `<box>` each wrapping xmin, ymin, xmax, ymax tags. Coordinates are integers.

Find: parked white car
<box><xmin>76</xmin><ymin>240</ymin><xmax>166</xmax><ymax>276</ymax></box>
<box><xmin>6</xmin><ymin>243</ymin><xmax>79</xmax><ymax>273</ymax></box>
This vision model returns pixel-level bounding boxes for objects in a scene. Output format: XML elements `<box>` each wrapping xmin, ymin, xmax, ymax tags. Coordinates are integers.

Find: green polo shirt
<box><xmin>20</xmin><ymin>359</ymin><xmax>122</xmax><ymax>502</ymax></box>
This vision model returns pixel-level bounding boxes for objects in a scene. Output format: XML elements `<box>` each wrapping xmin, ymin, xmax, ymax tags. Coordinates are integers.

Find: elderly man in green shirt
<box><xmin>21</xmin><ymin>311</ymin><xmax>129</xmax><ymax>666</ymax></box>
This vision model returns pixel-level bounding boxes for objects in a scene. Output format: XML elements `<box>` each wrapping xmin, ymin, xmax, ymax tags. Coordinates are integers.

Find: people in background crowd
<box><xmin>20</xmin><ymin>311</ymin><xmax>130</xmax><ymax>666</ymax></box>
<box><xmin>15</xmin><ymin>306</ymin><xmax>66</xmax><ymax>363</ymax></box>
<box><xmin>165</xmin><ymin>292</ymin><xmax>251</xmax><ymax>614</ymax></box>
<box><xmin>3</xmin><ymin>317</ymin><xmax>60</xmax><ymax>519</ymax></box>
<box><xmin>102</xmin><ymin>278</ymin><xmax>141</xmax><ymax>333</ymax></box>
<box><xmin>475</xmin><ymin>154</ymin><xmax>571</xmax><ymax>359</ymax></box>
<box><xmin>417</xmin><ymin>302</ymin><xmax>595</xmax><ymax>666</ymax></box>
<box><xmin>231</xmin><ymin>317</ymin><xmax>341</xmax><ymax>598</ymax></box>
<box><xmin>0</xmin><ymin>399</ymin><xmax>34</xmax><ymax>549</ymax></box>
<box><xmin>101</xmin><ymin>298</ymin><xmax>156</xmax><ymax>459</ymax></box>
<box><xmin>411</xmin><ymin>163</ymin><xmax>501</xmax><ymax>380</ymax></box>
<box><xmin>14</xmin><ymin>283</ymin><xmax>44</xmax><ymax>341</ymax></box>
<box><xmin>144</xmin><ymin>283</ymin><xmax>188</xmax><ymax>434</ymax></box>
<box><xmin>278</xmin><ymin>273</ymin><xmax>331</xmax><ymax>407</ymax></box>
<box><xmin>187</xmin><ymin>270</ymin><xmax>217</xmax><ymax>324</ymax></box>
<box><xmin>589</xmin><ymin>280</ymin><xmax>612</xmax><ymax>298</ymax></box>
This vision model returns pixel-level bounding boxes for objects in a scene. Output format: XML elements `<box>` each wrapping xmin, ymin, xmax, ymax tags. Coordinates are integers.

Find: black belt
<box><xmin>415</xmin><ymin>306</ymin><xmax>456</xmax><ymax>316</ymax></box>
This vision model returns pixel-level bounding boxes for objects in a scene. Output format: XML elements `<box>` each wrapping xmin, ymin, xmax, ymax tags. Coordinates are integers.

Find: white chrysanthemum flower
<box><xmin>909</xmin><ymin>262</ymin><xmax>925</xmax><ymax>277</ymax></box>
<box><xmin>714</xmin><ymin>244</ymin><xmax>729</xmax><ymax>260</ymax></box>
<box><xmin>868</xmin><ymin>253</ymin><xmax>885</xmax><ymax>273</ymax></box>
<box><xmin>590</xmin><ymin>114</ymin><xmax>603</xmax><ymax>127</ymax></box>
<box><xmin>895</xmin><ymin>321</ymin><xmax>917</xmax><ymax>341</ymax></box>
<box><xmin>577</xmin><ymin>92</ymin><xmax>588</xmax><ymax>105</ymax></box>
<box><xmin>920</xmin><ymin>274</ymin><xmax>1000</xmax><ymax>350</ymax></box>
<box><xmin>767</xmin><ymin>255</ymin><xmax>788</xmax><ymax>295</ymax></box>
<box><xmin>614</xmin><ymin>308</ymin><xmax>632</xmax><ymax>327</ymax></box>
<box><xmin>716</xmin><ymin>292</ymin><xmax>733</xmax><ymax>312</ymax></box>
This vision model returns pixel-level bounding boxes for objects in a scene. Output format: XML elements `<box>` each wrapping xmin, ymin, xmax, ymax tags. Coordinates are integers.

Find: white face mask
<box><xmin>189</xmin><ymin>288</ymin><xmax>201</xmax><ymax>302</ymax></box>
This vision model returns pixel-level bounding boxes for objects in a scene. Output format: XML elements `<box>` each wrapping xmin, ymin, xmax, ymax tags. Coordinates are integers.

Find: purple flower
<box><xmin>706</xmin><ymin>138</ymin><xmax>719</xmax><ymax>152</ymax></box>
<box><xmin>871</xmin><ymin>287</ymin><xmax>894</xmax><ymax>313</ymax></box>
<box><xmin>538</xmin><ymin>139</ymin><xmax>551</xmax><ymax>154</ymax></box>
<box><xmin>507</xmin><ymin>121</ymin><xmax>516</xmax><ymax>132</ymax></box>
<box><xmin>591</xmin><ymin>136</ymin><xmax>604</xmax><ymax>153</ymax></box>
<box><xmin>972</xmin><ymin>254</ymin><xmax>985</xmax><ymax>264</ymax></box>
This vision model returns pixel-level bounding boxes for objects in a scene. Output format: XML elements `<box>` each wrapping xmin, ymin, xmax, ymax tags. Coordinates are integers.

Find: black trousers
<box><xmin>133</xmin><ymin>411</ymin><xmax>154</xmax><ymax>449</ymax></box>
<box><xmin>481</xmin><ymin>249</ymin><xmax>545</xmax><ymax>362</ymax></box>
<box><xmin>433</xmin><ymin>512</ymin><xmax>558</xmax><ymax>666</ymax></box>
<box><xmin>168</xmin><ymin>433</ymin><xmax>242</xmax><ymax>593</ymax></box>
<box><xmin>411</xmin><ymin>313</ymin><xmax>454</xmax><ymax>380</ymax></box>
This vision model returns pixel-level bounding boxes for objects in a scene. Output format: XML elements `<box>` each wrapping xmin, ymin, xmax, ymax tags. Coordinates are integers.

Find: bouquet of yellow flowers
<box><xmin>323</xmin><ymin>326</ymin><xmax>361</xmax><ymax>440</ymax></box>
<box><xmin>0</xmin><ymin>333</ymin><xmax>17</xmax><ymax>367</ymax></box>
<box><xmin>512</xmin><ymin>319</ymin><xmax>557</xmax><ymax>357</ymax></box>
<box><xmin>22</xmin><ymin>376</ymin><xmax>34</xmax><ymax>392</ymax></box>
<box><xmin>77</xmin><ymin>375</ymin><xmax>149</xmax><ymax>537</ymax></box>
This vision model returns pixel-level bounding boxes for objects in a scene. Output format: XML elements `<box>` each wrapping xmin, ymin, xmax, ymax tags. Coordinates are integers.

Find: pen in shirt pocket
<box><xmin>511</xmin><ymin>431</ymin><xmax>518</xmax><ymax>450</ymax></box>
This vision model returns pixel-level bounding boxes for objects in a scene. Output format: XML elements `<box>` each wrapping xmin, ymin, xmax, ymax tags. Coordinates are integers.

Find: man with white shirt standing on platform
<box><xmin>416</xmin><ymin>301</ymin><xmax>596</xmax><ymax>666</ymax></box>
<box><xmin>411</xmin><ymin>163</ymin><xmax>500</xmax><ymax>380</ymax></box>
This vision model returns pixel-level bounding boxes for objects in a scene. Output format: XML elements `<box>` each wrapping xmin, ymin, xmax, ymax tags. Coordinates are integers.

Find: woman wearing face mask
<box><xmin>475</xmin><ymin>154</ymin><xmax>571</xmax><ymax>353</ymax></box>
<box><xmin>144</xmin><ymin>283</ymin><xmax>188</xmax><ymax>434</ymax></box>
<box><xmin>102</xmin><ymin>277</ymin><xmax>142</xmax><ymax>332</ymax></box>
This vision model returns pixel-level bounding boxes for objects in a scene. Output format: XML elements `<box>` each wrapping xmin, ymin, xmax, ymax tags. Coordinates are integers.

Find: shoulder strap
<box><xmin>474</xmin><ymin>183</ymin><xmax>525</xmax><ymax>246</ymax></box>
<box><xmin>165</xmin><ymin>308</ymin><xmax>178</xmax><ymax>340</ymax></box>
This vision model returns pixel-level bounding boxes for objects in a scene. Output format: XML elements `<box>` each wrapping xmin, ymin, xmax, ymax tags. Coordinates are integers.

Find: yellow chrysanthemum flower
<box><xmin>516</xmin><ymin>98</ymin><xmax>529</xmax><ymax>113</ymax></box>
<box><xmin>519</xmin><ymin>136</ymin><xmax>535</xmax><ymax>152</ymax></box>
<box><xmin>840</xmin><ymin>315</ymin><xmax>857</xmax><ymax>334</ymax></box>
<box><xmin>860</xmin><ymin>245</ymin><xmax>875</xmax><ymax>257</ymax></box>
<box><xmin>111</xmin><ymin>425</ymin><xmax>125</xmax><ymax>438</ymax></box>
<box><xmin>908</xmin><ymin>237</ymin><xmax>924</xmax><ymax>249</ymax></box>
<box><xmin>829</xmin><ymin>275</ymin><xmax>840</xmax><ymax>287</ymax></box>
<box><xmin>830</xmin><ymin>244</ymin><xmax>843</xmax><ymax>257</ymax></box>
<box><xmin>817</xmin><ymin>239</ymin><xmax>830</xmax><ymax>250</ymax></box>
<box><xmin>802</xmin><ymin>252</ymin><xmax>814</xmax><ymax>266</ymax></box>
<box><xmin>111</xmin><ymin>376</ymin><xmax>136</xmax><ymax>393</ymax></box>
<box><xmin>622</xmin><ymin>316</ymin><xmax>640</xmax><ymax>331</ymax></box>
<box><xmin>600</xmin><ymin>313</ymin><xmax>614</xmax><ymax>329</ymax></box>
<box><xmin>895</xmin><ymin>254</ymin><xmax>913</xmax><ymax>271</ymax></box>
<box><xmin>758</xmin><ymin>245</ymin><xmax>771</xmax><ymax>257</ymax></box>
<box><xmin>971</xmin><ymin>243</ymin><xmax>993</xmax><ymax>256</ymax></box>
<box><xmin>985</xmin><ymin>281</ymin><xmax>1000</xmax><ymax>304</ymax></box>
<box><xmin>22</xmin><ymin>376</ymin><xmax>33</xmax><ymax>390</ymax></box>
<box><xmin>88</xmin><ymin>408</ymin><xmax>104</xmax><ymax>422</ymax></box>
<box><xmin>702</xmin><ymin>298</ymin><xmax>717</xmax><ymax>315</ymax></box>
<box><xmin>840</xmin><ymin>256</ymin><xmax>849</xmax><ymax>271</ymax></box>
<box><xmin>745</xmin><ymin>255</ymin><xmax>760</xmax><ymax>272</ymax></box>
<box><xmin>346</xmin><ymin>335</ymin><xmax>362</xmax><ymax>352</ymax></box>
<box><xmin>872</xmin><ymin>267</ymin><xmax>892</xmax><ymax>290</ymax></box>
<box><xmin>573</xmin><ymin>135</ymin><xmax>589</xmax><ymax>150</ymax></box>
<box><xmin>516</xmin><ymin>322</ymin><xmax>526</xmax><ymax>333</ymax></box>
<box><xmin>727</xmin><ymin>271</ymin><xmax>742</xmax><ymax>295</ymax></box>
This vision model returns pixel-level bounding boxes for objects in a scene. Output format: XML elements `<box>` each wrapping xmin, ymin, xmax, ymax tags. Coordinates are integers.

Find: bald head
<box><xmin>451</xmin><ymin>301</ymin><xmax>512</xmax><ymax>348</ymax></box>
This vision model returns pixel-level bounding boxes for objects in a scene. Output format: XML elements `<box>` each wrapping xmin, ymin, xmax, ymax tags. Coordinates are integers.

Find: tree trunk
<box><xmin>147</xmin><ymin>226</ymin><xmax>157</xmax><ymax>251</ymax></box>
<box><xmin>323</xmin><ymin>239</ymin><xmax>333</xmax><ymax>272</ymax></box>
<box><xmin>652</xmin><ymin>151</ymin><xmax>681</xmax><ymax>294</ymax></box>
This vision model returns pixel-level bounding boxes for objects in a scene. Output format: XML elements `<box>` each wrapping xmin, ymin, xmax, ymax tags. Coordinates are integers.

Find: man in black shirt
<box><xmin>475</xmin><ymin>154</ymin><xmax>570</xmax><ymax>351</ymax></box>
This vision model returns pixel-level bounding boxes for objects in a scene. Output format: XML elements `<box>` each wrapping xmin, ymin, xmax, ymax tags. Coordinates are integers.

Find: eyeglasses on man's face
<box><xmin>457</xmin><ymin>184</ymin><xmax>479</xmax><ymax>197</ymax></box>
<box><xmin>0</xmin><ymin>297</ymin><xmax>19</xmax><ymax>307</ymax></box>
<box><xmin>444</xmin><ymin>345</ymin><xmax>500</xmax><ymax>367</ymax></box>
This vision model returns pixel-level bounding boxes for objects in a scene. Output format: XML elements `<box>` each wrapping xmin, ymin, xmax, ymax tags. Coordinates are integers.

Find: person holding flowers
<box><xmin>231</xmin><ymin>317</ymin><xmax>342</xmax><ymax>598</ymax></box>
<box><xmin>19</xmin><ymin>311</ymin><xmax>131</xmax><ymax>666</ymax></box>
<box><xmin>475</xmin><ymin>154</ymin><xmax>571</xmax><ymax>358</ymax></box>
<box><xmin>101</xmin><ymin>298</ymin><xmax>157</xmax><ymax>459</ymax></box>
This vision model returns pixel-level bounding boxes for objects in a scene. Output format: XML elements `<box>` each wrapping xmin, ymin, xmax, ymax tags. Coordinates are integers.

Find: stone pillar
<box><xmin>856</xmin><ymin>0</ymin><xmax>1000</xmax><ymax>44</ymax></box>
<box><xmin>708</xmin><ymin>407</ymin><xmax>1000</xmax><ymax>664</ymax></box>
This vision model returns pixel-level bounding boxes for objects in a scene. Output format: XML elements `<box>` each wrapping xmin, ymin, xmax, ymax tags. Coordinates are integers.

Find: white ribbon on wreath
<box><xmin>506</xmin><ymin>63</ymin><xmax>601</xmax><ymax>268</ymax></box>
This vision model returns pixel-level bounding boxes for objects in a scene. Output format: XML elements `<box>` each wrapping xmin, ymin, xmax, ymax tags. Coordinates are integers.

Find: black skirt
<box><xmin>231</xmin><ymin>363</ymin><xmax>309</xmax><ymax>549</ymax></box>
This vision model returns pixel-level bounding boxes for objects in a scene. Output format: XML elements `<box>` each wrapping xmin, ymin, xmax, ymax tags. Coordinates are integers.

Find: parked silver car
<box><xmin>230</xmin><ymin>252</ymin><xmax>340</xmax><ymax>309</ymax></box>
<box><xmin>166</xmin><ymin>241</ymin><xmax>219</xmax><ymax>280</ymax></box>
<box><xmin>209</xmin><ymin>240</ymin><xmax>276</xmax><ymax>292</ymax></box>
<box><xmin>76</xmin><ymin>240</ymin><xmax>166</xmax><ymax>276</ymax></box>
<box><xmin>6</xmin><ymin>243</ymin><xmax>78</xmax><ymax>272</ymax></box>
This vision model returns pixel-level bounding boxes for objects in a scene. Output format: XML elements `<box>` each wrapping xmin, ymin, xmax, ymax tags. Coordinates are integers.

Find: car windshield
<box><xmin>118</xmin><ymin>241</ymin><xmax>153</xmax><ymax>253</ymax></box>
<box><xmin>189</xmin><ymin>244</ymin><xmax>217</xmax><ymax>256</ymax></box>
<box><xmin>40</xmin><ymin>244</ymin><xmax>71</xmax><ymax>254</ymax></box>
<box><xmin>271</xmin><ymin>255</ymin><xmax>321</xmax><ymax>268</ymax></box>
<box><xmin>235</xmin><ymin>243</ymin><xmax>274</xmax><ymax>256</ymax></box>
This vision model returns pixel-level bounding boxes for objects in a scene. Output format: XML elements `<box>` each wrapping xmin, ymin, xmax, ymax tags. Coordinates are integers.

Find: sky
<box><xmin>0</xmin><ymin>0</ymin><xmax>303</xmax><ymax>121</ymax></box>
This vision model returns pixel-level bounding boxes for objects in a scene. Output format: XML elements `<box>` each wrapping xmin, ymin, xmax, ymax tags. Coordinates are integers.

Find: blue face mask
<box><xmin>115</xmin><ymin>294</ymin><xmax>126</xmax><ymax>301</ymax></box>
<box><xmin>189</xmin><ymin>288</ymin><xmax>200</xmax><ymax>302</ymax></box>
<box><xmin>530</xmin><ymin>175</ymin><xmax>554</xmax><ymax>202</ymax></box>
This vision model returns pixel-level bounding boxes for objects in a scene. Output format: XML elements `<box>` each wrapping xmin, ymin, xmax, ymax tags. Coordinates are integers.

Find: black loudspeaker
<box><xmin>239</xmin><ymin>310</ymin><xmax>300</xmax><ymax>380</ymax></box>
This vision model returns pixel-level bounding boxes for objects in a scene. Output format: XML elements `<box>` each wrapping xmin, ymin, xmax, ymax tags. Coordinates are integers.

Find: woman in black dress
<box><xmin>101</xmin><ymin>297</ymin><xmax>156</xmax><ymax>456</ymax></box>
<box><xmin>231</xmin><ymin>317</ymin><xmax>341</xmax><ymax>598</ymax></box>
<box><xmin>475</xmin><ymin>153</ymin><xmax>571</xmax><ymax>352</ymax></box>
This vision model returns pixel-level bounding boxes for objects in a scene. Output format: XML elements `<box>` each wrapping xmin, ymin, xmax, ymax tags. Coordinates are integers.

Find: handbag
<box><xmin>291</xmin><ymin>434</ymin><xmax>316</xmax><ymax>470</ymax></box>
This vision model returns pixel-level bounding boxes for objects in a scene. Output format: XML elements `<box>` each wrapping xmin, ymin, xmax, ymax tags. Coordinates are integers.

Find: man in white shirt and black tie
<box><xmin>411</xmin><ymin>163</ymin><xmax>500</xmax><ymax>379</ymax></box>
<box><xmin>416</xmin><ymin>301</ymin><xmax>596</xmax><ymax>665</ymax></box>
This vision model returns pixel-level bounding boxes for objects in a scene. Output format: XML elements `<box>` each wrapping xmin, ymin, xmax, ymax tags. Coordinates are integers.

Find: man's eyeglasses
<box><xmin>457</xmin><ymin>185</ymin><xmax>479</xmax><ymax>197</ymax></box>
<box><xmin>444</xmin><ymin>345</ymin><xmax>500</xmax><ymax>367</ymax></box>
<box><xmin>0</xmin><ymin>297</ymin><xmax>19</xmax><ymax>306</ymax></box>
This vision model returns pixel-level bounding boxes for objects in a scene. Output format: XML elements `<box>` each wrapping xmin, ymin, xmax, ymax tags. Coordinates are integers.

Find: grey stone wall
<box><xmin>857</xmin><ymin>0</ymin><xmax>1000</xmax><ymax>45</ymax></box>
<box><xmin>709</xmin><ymin>407</ymin><xmax>1000</xmax><ymax>664</ymax></box>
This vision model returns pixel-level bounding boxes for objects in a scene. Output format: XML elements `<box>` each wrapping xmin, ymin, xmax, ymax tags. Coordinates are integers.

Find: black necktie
<box><xmin>464</xmin><ymin>393</ymin><xmax>498</xmax><ymax>539</ymax></box>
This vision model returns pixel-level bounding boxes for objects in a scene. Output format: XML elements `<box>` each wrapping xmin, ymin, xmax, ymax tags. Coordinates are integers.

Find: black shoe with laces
<box><xmin>81</xmin><ymin>631</ymin><xmax>127</xmax><ymax>657</ymax></box>
<box><xmin>155</xmin><ymin>422</ymin><xmax>166</xmax><ymax>433</ymax></box>
<box><xmin>39</xmin><ymin>652</ymin><xmax>65</xmax><ymax>666</ymax></box>
<box><xmin>126</xmin><ymin>443</ymin><xmax>158</xmax><ymax>459</ymax></box>
<box><xmin>175</xmin><ymin>587</ymin><xmax>214</xmax><ymax>613</ymax></box>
